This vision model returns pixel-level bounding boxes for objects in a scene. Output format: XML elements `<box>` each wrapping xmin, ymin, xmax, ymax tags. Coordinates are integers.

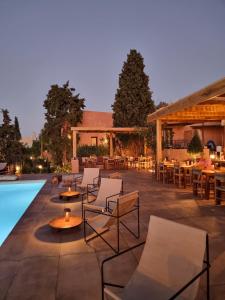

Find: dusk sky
<box><xmin>0</xmin><ymin>0</ymin><xmax>225</xmax><ymax>137</ymax></box>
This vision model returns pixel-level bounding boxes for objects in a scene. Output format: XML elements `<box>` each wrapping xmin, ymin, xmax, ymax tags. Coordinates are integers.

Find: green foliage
<box><xmin>14</xmin><ymin>116</ymin><xmax>21</xmax><ymax>141</ymax></box>
<box><xmin>77</xmin><ymin>145</ymin><xmax>109</xmax><ymax>157</ymax></box>
<box><xmin>22</xmin><ymin>157</ymin><xmax>52</xmax><ymax>174</ymax></box>
<box><xmin>145</xmin><ymin>124</ymin><xmax>156</xmax><ymax>153</ymax></box>
<box><xmin>30</xmin><ymin>139</ymin><xmax>41</xmax><ymax>158</ymax></box>
<box><xmin>187</xmin><ymin>132</ymin><xmax>203</xmax><ymax>154</ymax></box>
<box><xmin>155</xmin><ymin>101</ymin><xmax>168</xmax><ymax>110</ymax></box>
<box><xmin>0</xmin><ymin>109</ymin><xmax>24</xmax><ymax>164</ymax></box>
<box><xmin>54</xmin><ymin>163</ymin><xmax>72</xmax><ymax>174</ymax></box>
<box><xmin>112</xmin><ymin>49</ymin><xmax>155</xmax><ymax>127</ymax></box>
<box><xmin>115</xmin><ymin>132</ymin><xmax>144</xmax><ymax>156</ymax></box>
<box><xmin>42</xmin><ymin>81</ymin><xmax>85</xmax><ymax>165</ymax></box>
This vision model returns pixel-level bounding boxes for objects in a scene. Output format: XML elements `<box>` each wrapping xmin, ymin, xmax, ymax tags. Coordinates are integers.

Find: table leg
<box><xmin>205</xmin><ymin>178</ymin><xmax>210</xmax><ymax>200</ymax></box>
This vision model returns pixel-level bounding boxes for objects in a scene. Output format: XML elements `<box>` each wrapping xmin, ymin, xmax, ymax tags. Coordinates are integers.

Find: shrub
<box><xmin>54</xmin><ymin>163</ymin><xmax>72</xmax><ymax>174</ymax></box>
<box><xmin>187</xmin><ymin>132</ymin><xmax>203</xmax><ymax>154</ymax></box>
<box><xmin>77</xmin><ymin>145</ymin><xmax>109</xmax><ymax>157</ymax></box>
<box><xmin>22</xmin><ymin>158</ymin><xmax>52</xmax><ymax>173</ymax></box>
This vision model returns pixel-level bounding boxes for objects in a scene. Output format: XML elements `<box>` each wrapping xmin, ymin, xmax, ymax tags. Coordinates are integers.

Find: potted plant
<box><xmin>187</xmin><ymin>131</ymin><xmax>203</xmax><ymax>161</ymax></box>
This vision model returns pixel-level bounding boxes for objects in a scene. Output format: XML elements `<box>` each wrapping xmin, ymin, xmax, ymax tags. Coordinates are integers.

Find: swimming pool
<box><xmin>0</xmin><ymin>180</ymin><xmax>46</xmax><ymax>246</ymax></box>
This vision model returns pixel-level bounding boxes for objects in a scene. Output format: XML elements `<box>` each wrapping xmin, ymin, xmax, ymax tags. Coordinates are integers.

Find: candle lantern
<box><xmin>64</xmin><ymin>208</ymin><xmax>71</xmax><ymax>222</ymax></box>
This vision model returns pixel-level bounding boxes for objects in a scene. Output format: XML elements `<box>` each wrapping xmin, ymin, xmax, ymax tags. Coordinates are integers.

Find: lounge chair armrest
<box><xmin>104</xmin><ymin>287</ymin><xmax>122</xmax><ymax>300</ymax></box>
<box><xmin>93</xmin><ymin>176</ymin><xmax>100</xmax><ymax>185</ymax></box>
<box><xmin>75</xmin><ymin>175</ymin><xmax>83</xmax><ymax>182</ymax></box>
<box><xmin>74</xmin><ymin>175</ymin><xmax>83</xmax><ymax>188</ymax></box>
<box><xmin>169</xmin><ymin>263</ymin><xmax>210</xmax><ymax>299</ymax></box>
<box><xmin>86</xmin><ymin>185</ymin><xmax>98</xmax><ymax>200</ymax></box>
<box><xmin>83</xmin><ymin>204</ymin><xmax>106</xmax><ymax>213</ymax></box>
<box><xmin>87</xmin><ymin>183</ymin><xmax>98</xmax><ymax>191</ymax></box>
<box><xmin>106</xmin><ymin>193</ymin><xmax>121</xmax><ymax>210</ymax></box>
<box><xmin>101</xmin><ymin>241</ymin><xmax>145</xmax><ymax>296</ymax></box>
<box><xmin>102</xmin><ymin>241</ymin><xmax>145</xmax><ymax>266</ymax></box>
<box><xmin>107</xmin><ymin>200</ymin><xmax>117</xmax><ymax>213</ymax></box>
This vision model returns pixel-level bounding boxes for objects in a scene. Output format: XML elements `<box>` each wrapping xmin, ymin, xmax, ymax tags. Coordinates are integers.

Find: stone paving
<box><xmin>0</xmin><ymin>170</ymin><xmax>225</xmax><ymax>299</ymax></box>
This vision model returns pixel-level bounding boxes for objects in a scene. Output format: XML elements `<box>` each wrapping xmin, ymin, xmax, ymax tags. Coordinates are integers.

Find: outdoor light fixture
<box><xmin>37</xmin><ymin>165</ymin><xmax>43</xmax><ymax>173</ymax></box>
<box><xmin>67</xmin><ymin>134</ymin><xmax>72</xmax><ymax>140</ymax></box>
<box><xmin>15</xmin><ymin>165</ymin><xmax>21</xmax><ymax>174</ymax></box>
<box><xmin>210</xmin><ymin>153</ymin><xmax>216</xmax><ymax>160</ymax></box>
<box><xmin>64</xmin><ymin>208</ymin><xmax>71</xmax><ymax>222</ymax></box>
<box><xmin>103</xmin><ymin>137</ymin><xmax>108</xmax><ymax>144</ymax></box>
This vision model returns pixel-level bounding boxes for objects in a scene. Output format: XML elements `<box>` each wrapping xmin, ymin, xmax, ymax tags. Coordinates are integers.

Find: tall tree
<box><xmin>0</xmin><ymin>109</ymin><xmax>24</xmax><ymax>164</ymax></box>
<box><xmin>156</xmin><ymin>101</ymin><xmax>168</xmax><ymax>110</ymax></box>
<box><xmin>112</xmin><ymin>49</ymin><xmax>155</xmax><ymax>127</ymax></box>
<box><xmin>14</xmin><ymin>116</ymin><xmax>21</xmax><ymax>141</ymax></box>
<box><xmin>2</xmin><ymin>109</ymin><xmax>11</xmax><ymax>126</ymax></box>
<box><xmin>43</xmin><ymin>81</ymin><xmax>85</xmax><ymax>165</ymax></box>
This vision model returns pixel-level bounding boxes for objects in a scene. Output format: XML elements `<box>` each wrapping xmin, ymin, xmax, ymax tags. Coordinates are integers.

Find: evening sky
<box><xmin>0</xmin><ymin>0</ymin><xmax>225</xmax><ymax>136</ymax></box>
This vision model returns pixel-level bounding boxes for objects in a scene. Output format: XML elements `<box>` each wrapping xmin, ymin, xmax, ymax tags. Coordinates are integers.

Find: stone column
<box><xmin>72</xmin><ymin>130</ymin><xmax>77</xmax><ymax>158</ymax></box>
<box><xmin>72</xmin><ymin>130</ymin><xmax>79</xmax><ymax>173</ymax></box>
<box><xmin>156</xmin><ymin>119</ymin><xmax>162</xmax><ymax>163</ymax></box>
<box><xmin>109</xmin><ymin>133</ymin><xmax>113</xmax><ymax>157</ymax></box>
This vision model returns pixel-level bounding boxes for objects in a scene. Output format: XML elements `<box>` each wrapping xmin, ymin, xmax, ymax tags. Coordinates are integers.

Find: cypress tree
<box><xmin>0</xmin><ymin>109</ymin><xmax>23</xmax><ymax>164</ymax></box>
<box><xmin>112</xmin><ymin>49</ymin><xmax>155</xmax><ymax>127</ymax></box>
<box><xmin>2</xmin><ymin>109</ymin><xmax>11</xmax><ymax>126</ymax></box>
<box><xmin>14</xmin><ymin>116</ymin><xmax>21</xmax><ymax>141</ymax></box>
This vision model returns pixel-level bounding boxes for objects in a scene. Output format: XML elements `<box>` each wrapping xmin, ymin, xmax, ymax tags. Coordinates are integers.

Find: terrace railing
<box><xmin>164</xmin><ymin>139</ymin><xmax>189</xmax><ymax>149</ymax></box>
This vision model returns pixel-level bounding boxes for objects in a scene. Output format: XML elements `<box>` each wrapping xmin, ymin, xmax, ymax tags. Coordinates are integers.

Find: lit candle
<box><xmin>64</xmin><ymin>208</ymin><xmax>71</xmax><ymax>222</ymax></box>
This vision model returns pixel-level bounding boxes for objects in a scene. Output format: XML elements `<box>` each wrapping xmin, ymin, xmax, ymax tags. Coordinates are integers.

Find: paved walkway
<box><xmin>0</xmin><ymin>170</ymin><xmax>225</xmax><ymax>299</ymax></box>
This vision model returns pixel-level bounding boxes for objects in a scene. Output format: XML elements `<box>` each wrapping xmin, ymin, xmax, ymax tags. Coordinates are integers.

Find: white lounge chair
<box><xmin>102</xmin><ymin>215</ymin><xmax>210</xmax><ymax>300</ymax></box>
<box><xmin>0</xmin><ymin>175</ymin><xmax>18</xmax><ymax>181</ymax></box>
<box><xmin>75</xmin><ymin>167</ymin><xmax>100</xmax><ymax>191</ymax></box>
<box><xmin>60</xmin><ymin>173</ymin><xmax>81</xmax><ymax>187</ymax></box>
<box><xmin>84</xmin><ymin>191</ymin><xmax>140</xmax><ymax>253</ymax></box>
<box><xmin>82</xmin><ymin>177</ymin><xmax>123</xmax><ymax>215</ymax></box>
<box><xmin>0</xmin><ymin>162</ymin><xmax>7</xmax><ymax>174</ymax></box>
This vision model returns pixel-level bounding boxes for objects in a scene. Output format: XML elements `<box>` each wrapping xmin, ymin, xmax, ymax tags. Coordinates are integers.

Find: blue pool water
<box><xmin>0</xmin><ymin>180</ymin><xmax>46</xmax><ymax>246</ymax></box>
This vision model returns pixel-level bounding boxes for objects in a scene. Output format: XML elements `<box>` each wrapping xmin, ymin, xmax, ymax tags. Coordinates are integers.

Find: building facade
<box><xmin>78</xmin><ymin>110</ymin><xmax>113</xmax><ymax>146</ymax></box>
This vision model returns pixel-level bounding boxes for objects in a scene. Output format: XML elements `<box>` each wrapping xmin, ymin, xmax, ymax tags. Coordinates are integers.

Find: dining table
<box><xmin>202</xmin><ymin>169</ymin><xmax>225</xmax><ymax>200</ymax></box>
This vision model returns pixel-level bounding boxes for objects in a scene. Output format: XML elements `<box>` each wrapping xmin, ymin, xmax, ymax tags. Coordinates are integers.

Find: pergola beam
<box><xmin>148</xmin><ymin>77</ymin><xmax>225</xmax><ymax>123</ymax></box>
<box><xmin>147</xmin><ymin>76</ymin><xmax>225</xmax><ymax>163</ymax></box>
<box><xmin>71</xmin><ymin>126</ymin><xmax>147</xmax><ymax>159</ymax></box>
<box><xmin>160</xmin><ymin>104</ymin><xmax>225</xmax><ymax>122</ymax></box>
<box><xmin>156</xmin><ymin>120</ymin><xmax>162</xmax><ymax>163</ymax></box>
<box><xmin>71</xmin><ymin>127</ymin><xmax>146</xmax><ymax>133</ymax></box>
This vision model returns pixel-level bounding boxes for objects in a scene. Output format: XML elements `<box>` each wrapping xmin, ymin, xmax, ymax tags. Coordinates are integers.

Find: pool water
<box><xmin>0</xmin><ymin>180</ymin><xmax>46</xmax><ymax>246</ymax></box>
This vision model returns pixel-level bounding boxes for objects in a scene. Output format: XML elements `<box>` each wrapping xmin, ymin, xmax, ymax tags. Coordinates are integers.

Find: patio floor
<box><xmin>0</xmin><ymin>170</ymin><xmax>225</xmax><ymax>299</ymax></box>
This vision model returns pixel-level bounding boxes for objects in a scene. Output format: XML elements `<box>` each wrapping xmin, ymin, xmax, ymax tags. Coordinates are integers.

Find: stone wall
<box><xmin>163</xmin><ymin>148</ymin><xmax>210</xmax><ymax>161</ymax></box>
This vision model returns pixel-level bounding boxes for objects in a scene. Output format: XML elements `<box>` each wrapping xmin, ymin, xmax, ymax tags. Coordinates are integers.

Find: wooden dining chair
<box><xmin>192</xmin><ymin>168</ymin><xmax>205</xmax><ymax>198</ymax></box>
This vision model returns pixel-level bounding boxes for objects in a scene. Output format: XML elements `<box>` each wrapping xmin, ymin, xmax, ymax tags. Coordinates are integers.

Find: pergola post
<box><xmin>109</xmin><ymin>133</ymin><xmax>113</xmax><ymax>157</ymax></box>
<box><xmin>156</xmin><ymin>119</ymin><xmax>162</xmax><ymax>163</ymax></box>
<box><xmin>202</xmin><ymin>122</ymin><xmax>205</xmax><ymax>146</ymax></box>
<box><xmin>144</xmin><ymin>137</ymin><xmax>147</xmax><ymax>156</ymax></box>
<box><xmin>72</xmin><ymin>130</ymin><xmax>77</xmax><ymax>158</ymax></box>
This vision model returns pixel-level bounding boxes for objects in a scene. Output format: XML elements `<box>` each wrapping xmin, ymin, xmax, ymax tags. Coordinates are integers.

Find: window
<box><xmin>91</xmin><ymin>137</ymin><xmax>98</xmax><ymax>146</ymax></box>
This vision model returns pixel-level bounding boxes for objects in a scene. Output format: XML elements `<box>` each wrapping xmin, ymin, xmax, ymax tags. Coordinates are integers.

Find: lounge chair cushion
<box><xmin>0</xmin><ymin>175</ymin><xmax>18</xmax><ymax>181</ymax></box>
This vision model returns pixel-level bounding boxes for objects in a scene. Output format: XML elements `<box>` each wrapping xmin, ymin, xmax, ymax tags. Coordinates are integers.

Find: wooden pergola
<box><xmin>147</xmin><ymin>77</ymin><xmax>225</xmax><ymax>162</ymax></box>
<box><xmin>71</xmin><ymin>127</ymin><xmax>147</xmax><ymax>157</ymax></box>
